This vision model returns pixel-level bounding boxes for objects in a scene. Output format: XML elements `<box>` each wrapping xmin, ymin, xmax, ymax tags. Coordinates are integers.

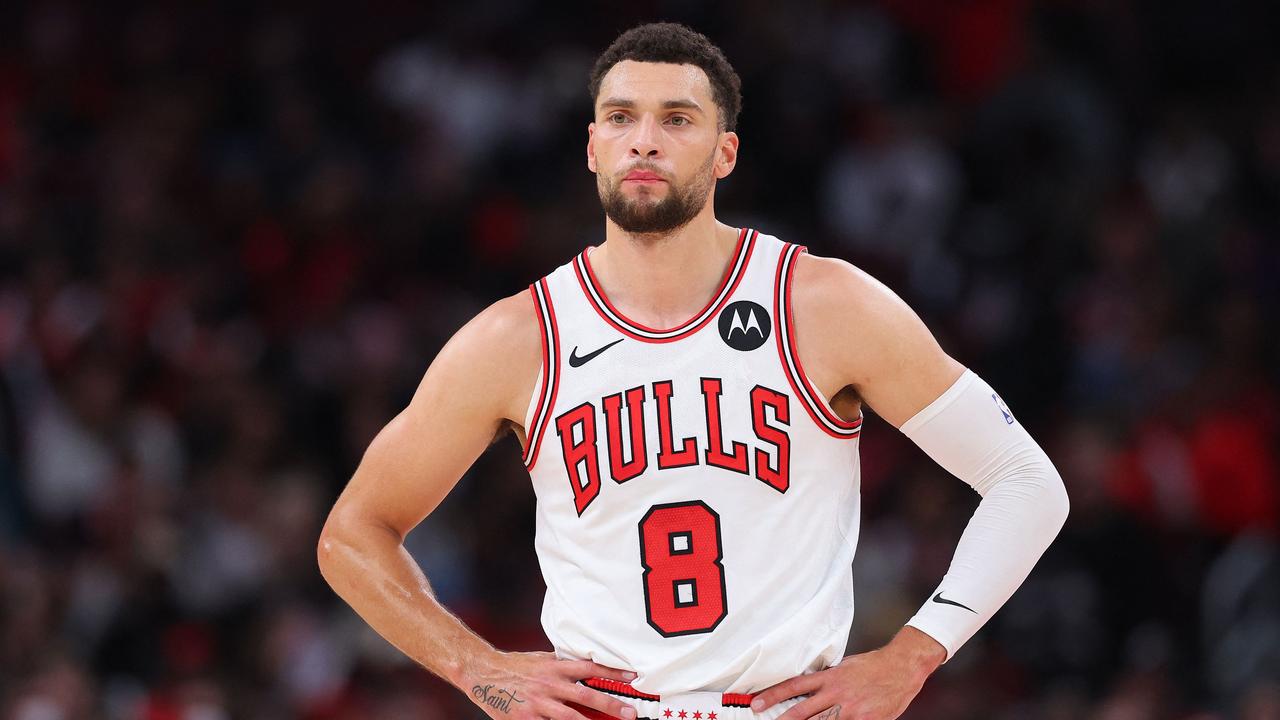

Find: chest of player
<box><xmin>521</xmin><ymin>230</ymin><xmax>856</xmax><ymax>517</ymax></box>
<box><xmin>550</xmin><ymin>364</ymin><xmax>794</xmax><ymax>516</ymax></box>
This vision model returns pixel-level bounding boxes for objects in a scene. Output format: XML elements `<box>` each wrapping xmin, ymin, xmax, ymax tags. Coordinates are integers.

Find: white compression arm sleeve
<box><xmin>898</xmin><ymin>369</ymin><xmax>1069</xmax><ymax>660</ymax></box>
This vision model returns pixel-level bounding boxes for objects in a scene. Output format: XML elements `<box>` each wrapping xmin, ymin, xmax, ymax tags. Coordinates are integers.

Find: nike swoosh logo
<box><xmin>932</xmin><ymin>592</ymin><xmax>976</xmax><ymax>613</ymax></box>
<box><xmin>568</xmin><ymin>338</ymin><xmax>623</xmax><ymax>368</ymax></box>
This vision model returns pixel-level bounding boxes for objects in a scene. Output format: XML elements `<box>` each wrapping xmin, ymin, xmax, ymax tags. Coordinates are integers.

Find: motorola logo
<box><xmin>717</xmin><ymin>301</ymin><xmax>771</xmax><ymax>351</ymax></box>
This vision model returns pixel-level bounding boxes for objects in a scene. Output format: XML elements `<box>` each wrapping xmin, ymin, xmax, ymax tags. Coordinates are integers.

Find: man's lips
<box><xmin>624</xmin><ymin>171</ymin><xmax>666</xmax><ymax>182</ymax></box>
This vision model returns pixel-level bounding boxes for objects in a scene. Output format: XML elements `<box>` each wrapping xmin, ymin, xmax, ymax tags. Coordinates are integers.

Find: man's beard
<box><xmin>598</xmin><ymin>150</ymin><xmax>716</xmax><ymax>235</ymax></box>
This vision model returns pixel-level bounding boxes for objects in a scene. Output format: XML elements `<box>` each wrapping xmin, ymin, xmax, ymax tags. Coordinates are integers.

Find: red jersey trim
<box><xmin>774</xmin><ymin>243</ymin><xmax>862</xmax><ymax>439</ymax></box>
<box><xmin>576</xmin><ymin>678</ymin><xmax>757</xmax><ymax>710</ymax></box>
<box><xmin>573</xmin><ymin>228</ymin><xmax>757</xmax><ymax>343</ymax></box>
<box><xmin>581</xmin><ymin>677</ymin><xmax>662</xmax><ymax>701</ymax></box>
<box><xmin>523</xmin><ymin>278</ymin><xmax>561</xmax><ymax>469</ymax></box>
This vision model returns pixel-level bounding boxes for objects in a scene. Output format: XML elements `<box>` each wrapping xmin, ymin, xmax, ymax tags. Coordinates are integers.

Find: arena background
<box><xmin>1</xmin><ymin>1</ymin><xmax>1278</xmax><ymax>718</ymax></box>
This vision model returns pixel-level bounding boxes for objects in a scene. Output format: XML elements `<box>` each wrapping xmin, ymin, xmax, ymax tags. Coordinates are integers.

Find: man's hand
<box><xmin>748</xmin><ymin>628</ymin><xmax>946</xmax><ymax>720</ymax></box>
<box><xmin>463</xmin><ymin>650</ymin><xmax>641</xmax><ymax>720</ymax></box>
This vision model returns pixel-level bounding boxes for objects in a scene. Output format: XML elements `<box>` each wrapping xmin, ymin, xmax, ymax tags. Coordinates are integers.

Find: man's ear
<box><xmin>715</xmin><ymin>131</ymin><xmax>740</xmax><ymax>179</ymax></box>
<box><xmin>587</xmin><ymin>122</ymin><xmax>597</xmax><ymax>174</ymax></box>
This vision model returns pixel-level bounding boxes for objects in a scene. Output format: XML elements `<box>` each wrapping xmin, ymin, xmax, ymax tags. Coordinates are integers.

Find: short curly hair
<box><xmin>588</xmin><ymin>23</ymin><xmax>743</xmax><ymax>133</ymax></box>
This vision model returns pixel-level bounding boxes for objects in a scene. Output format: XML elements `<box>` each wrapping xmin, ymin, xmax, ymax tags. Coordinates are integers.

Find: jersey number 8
<box><xmin>638</xmin><ymin>500</ymin><xmax>728</xmax><ymax>636</ymax></box>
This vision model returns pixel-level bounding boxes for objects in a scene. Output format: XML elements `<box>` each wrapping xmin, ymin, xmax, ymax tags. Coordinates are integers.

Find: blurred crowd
<box><xmin>1</xmin><ymin>1</ymin><xmax>1278</xmax><ymax>718</ymax></box>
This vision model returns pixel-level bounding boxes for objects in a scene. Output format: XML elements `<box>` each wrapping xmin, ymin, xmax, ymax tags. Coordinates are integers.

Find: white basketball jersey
<box><xmin>521</xmin><ymin>229</ymin><xmax>863</xmax><ymax>696</ymax></box>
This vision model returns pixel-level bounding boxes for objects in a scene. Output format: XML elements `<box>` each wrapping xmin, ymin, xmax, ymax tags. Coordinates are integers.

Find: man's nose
<box><xmin>629</xmin><ymin>115</ymin><xmax>662</xmax><ymax>158</ymax></box>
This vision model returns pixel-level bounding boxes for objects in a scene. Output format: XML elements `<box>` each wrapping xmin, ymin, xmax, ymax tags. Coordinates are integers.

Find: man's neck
<box><xmin>589</xmin><ymin>209</ymin><xmax>741</xmax><ymax>330</ymax></box>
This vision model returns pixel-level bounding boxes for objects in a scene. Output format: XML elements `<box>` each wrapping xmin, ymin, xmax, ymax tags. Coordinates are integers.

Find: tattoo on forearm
<box><xmin>472</xmin><ymin>684</ymin><xmax>526</xmax><ymax>713</ymax></box>
<box><xmin>815</xmin><ymin>706</ymin><xmax>841</xmax><ymax>719</ymax></box>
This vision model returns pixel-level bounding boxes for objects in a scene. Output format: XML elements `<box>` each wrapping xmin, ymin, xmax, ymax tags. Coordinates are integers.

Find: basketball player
<box><xmin>318</xmin><ymin>23</ymin><xmax>1068</xmax><ymax>720</ymax></box>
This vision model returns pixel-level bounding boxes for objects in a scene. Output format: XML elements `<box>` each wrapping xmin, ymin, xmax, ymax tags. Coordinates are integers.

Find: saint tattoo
<box><xmin>472</xmin><ymin>684</ymin><xmax>526</xmax><ymax>714</ymax></box>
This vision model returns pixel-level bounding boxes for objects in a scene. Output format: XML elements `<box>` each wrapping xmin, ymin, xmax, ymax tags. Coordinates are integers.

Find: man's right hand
<box><xmin>463</xmin><ymin>650</ymin><xmax>639</xmax><ymax>720</ymax></box>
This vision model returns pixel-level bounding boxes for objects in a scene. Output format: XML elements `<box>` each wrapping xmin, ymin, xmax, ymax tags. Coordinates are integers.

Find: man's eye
<box><xmin>668</xmin><ymin>116</ymin><xmax>689</xmax><ymax>126</ymax></box>
<box><xmin>609</xmin><ymin>113</ymin><xmax>629</xmax><ymax>123</ymax></box>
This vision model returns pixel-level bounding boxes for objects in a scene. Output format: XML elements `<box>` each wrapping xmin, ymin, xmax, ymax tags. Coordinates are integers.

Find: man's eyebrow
<box><xmin>598</xmin><ymin>97</ymin><xmax>706</xmax><ymax>114</ymax></box>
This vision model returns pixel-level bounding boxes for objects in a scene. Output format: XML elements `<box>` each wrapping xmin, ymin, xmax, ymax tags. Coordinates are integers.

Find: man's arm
<box><xmin>317</xmin><ymin>291</ymin><xmax>639</xmax><ymax>720</ymax></box>
<box><xmin>750</xmin><ymin>253</ymin><xmax>1069</xmax><ymax>720</ymax></box>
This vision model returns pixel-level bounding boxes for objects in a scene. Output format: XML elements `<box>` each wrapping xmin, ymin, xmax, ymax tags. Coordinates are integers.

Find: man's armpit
<box><xmin>491</xmin><ymin>419</ymin><xmax>525</xmax><ymax>449</ymax></box>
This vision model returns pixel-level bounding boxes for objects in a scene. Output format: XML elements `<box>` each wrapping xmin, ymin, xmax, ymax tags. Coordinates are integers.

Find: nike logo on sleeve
<box><xmin>932</xmin><ymin>592</ymin><xmax>976</xmax><ymax>613</ymax></box>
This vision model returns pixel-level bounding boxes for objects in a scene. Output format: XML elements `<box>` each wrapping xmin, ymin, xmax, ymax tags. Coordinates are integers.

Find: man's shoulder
<box><xmin>421</xmin><ymin>289</ymin><xmax>543</xmax><ymax>427</ymax></box>
<box><xmin>785</xmin><ymin>249</ymin><xmax>964</xmax><ymax>426</ymax></box>
<box><xmin>789</xmin><ymin>250</ymin><xmax>894</xmax><ymax>317</ymax></box>
<box><xmin>460</xmin><ymin>290</ymin><xmax>543</xmax><ymax>358</ymax></box>
<box><xmin>786</xmin><ymin>249</ymin><xmax>935</xmax><ymax>374</ymax></box>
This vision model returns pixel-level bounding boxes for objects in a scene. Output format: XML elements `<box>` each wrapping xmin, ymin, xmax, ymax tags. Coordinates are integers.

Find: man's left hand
<box><xmin>748</xmin><ymin>627</ymin><xmax>946</xmax><ymax>720</ymax></box>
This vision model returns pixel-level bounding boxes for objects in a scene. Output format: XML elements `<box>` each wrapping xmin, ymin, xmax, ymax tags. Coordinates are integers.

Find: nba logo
<box><xmin>991</xmin><ymin>393</ymin><xmax>1015</xmax><ymax>425</ymax></box>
